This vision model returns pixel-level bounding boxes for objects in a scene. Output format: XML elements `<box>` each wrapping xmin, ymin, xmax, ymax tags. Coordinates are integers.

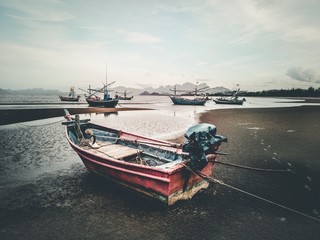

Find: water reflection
<box><xmin>104</xmin><ymin>112</ymin><xmax>118</xmax><ymax>117</ymax></box>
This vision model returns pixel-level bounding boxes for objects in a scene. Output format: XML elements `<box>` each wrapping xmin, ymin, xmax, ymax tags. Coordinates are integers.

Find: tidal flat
<box><xmin>0</xmin><ymin>100</ymin><xmax>320</xmax><ymax>240</ymax></box>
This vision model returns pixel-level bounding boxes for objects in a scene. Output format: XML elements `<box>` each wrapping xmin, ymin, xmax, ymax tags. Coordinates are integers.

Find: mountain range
<box><xmin>0</xmin><ymin>83</ymin><xmax>231</xmax><ymax>96</ymax></box>
<box><xmin>113</xmin><ymin>82</ymin><xmax>230</xmax><ymax>96</ymax></box>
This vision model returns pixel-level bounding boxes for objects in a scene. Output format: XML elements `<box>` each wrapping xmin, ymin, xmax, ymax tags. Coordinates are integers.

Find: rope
<box><xmin>15</xmin><ymin>119</ymin><xmax>64</xmax><ymax>128</ymax></box>
<box><xmin>216</xmin><ymin>180</ymin><xmax>320</xmax><ymax>222</ymax></box>
<box><xmin>181</xmin><ymin>163</ymin><xmax>320</xmax><ymax>223</ymax></box>
<box><xmin>211</xmin><ymin>160</ymin><xmax>290</xmax><ymax>173</ymax></box>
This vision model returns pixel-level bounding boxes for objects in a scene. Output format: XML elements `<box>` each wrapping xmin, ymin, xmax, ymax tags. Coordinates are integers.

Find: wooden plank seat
<box><xmin>90</xmin><ymin>143</ymin><xmax>142</xmax><ymax>159</ymax></box>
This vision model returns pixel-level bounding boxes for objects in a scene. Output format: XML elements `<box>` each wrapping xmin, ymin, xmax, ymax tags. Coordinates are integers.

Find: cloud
<box><xmin>201</xmin><ymin>0</ymin><xmax>320</xmax><ymax>44</ymax></box>
<box><xmin>116</xmin><ymin>29</ymin><xmax>163</xmax><ymax>44</ymax></box>
<box><xmin>214</xmin><ymin>55</ymin><xmax>257</xmax><ymax>68</ymax></box>
<box><xmin>1</xmin><ymin>0</ymin><xmax>73</xmax><ymax>22</ymax></box>
<box><xmin>195</xmin><ymin>62</ymin><xmax>208</xmax><ymax>66</ymax></box>
<box><xmin>286</xmin><ymin>67</ymin><xmax>320</xmax><ymax>82</ymax></box>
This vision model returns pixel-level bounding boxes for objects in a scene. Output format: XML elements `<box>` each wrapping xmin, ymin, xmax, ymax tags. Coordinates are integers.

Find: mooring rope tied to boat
<box><xmin>211</xmin><ymin>160</ymin><xmax>291</xmax><ymax>173</ymax></box>
<box><xmin>182</xmin><ymin>163</ymin><xmax>320</xmax><ymax>223</ymax></box>
<box><xmin>213</xmin><ymin>178</ymin><xmax>320</xmax><ymax>223</ymax></box>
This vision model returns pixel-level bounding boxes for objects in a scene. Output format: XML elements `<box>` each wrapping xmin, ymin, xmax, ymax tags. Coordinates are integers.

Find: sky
<box><xmin>1</xmin><ymin>0</ymin><xmax>320</xmax><ymax>91</ymax></box>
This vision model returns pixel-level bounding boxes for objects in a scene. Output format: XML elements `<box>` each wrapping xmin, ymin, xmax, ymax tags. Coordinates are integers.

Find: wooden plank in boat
<box><xmin>97</xmin><ymin>144</ymin><xmax>141</xmax><ymax>159</ymax></box>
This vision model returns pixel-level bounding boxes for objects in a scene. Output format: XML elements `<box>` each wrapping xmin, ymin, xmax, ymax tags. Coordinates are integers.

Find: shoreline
<box><xmin>1</xmin><ymin>96</ymin><xmax>319</xmax><ymax>126</ymax></box>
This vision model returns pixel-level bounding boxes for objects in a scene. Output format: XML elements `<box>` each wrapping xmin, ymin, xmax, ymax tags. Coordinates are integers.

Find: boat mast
<box><xmin>105</xmin><ymin>64</ymin><xmax>108</xmax><ymax>97</ymax></box>
<box><xmin>106</xmin><ymin>64</ymin><xmax>108</xmax><ymax>87</ymax></box>
<box><xmin>195</xmin><ymin>82</ymin><xmax>198</xmax><ymax>96</ymax></box>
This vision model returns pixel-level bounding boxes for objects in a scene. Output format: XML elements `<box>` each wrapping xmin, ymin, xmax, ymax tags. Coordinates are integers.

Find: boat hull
<box><xmin>59</xmin><ymin>96</ymin><xmax>80</xmax><ymax>102</ymax></box>
<box><xmin>213</xmin><ymin>99</ymin><xmax>244</xmax><ymax>105</ymax></box>
<box><xmin>65</xmin><ymin>123</ymin><xmax>217</xmax><ymax>205</ymax></box>
<box><xmin>170</xmin><ymin>96</ymin><xmax>206</xmax><ymax>106</ymax></box>
<box><xmin>117</xmin><ymin>96</ymin><xmax>133</xmax><ymax>100</ymax></box>
<box><xmin>75</xmin><ymin>147</ymin><xmax>215</xmax><ymax>205</ymax></box>
<box><xmin>86</xmin><ymin>98</ymin><xmax>119</xmax><ymax>107</ymax></box>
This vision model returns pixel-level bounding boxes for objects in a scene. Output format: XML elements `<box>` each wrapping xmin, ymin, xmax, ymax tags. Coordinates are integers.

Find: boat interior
<box><xmin>67</xmin><ymin>123</ymin><xmax>184</xmax><ymax>168</ymax></box>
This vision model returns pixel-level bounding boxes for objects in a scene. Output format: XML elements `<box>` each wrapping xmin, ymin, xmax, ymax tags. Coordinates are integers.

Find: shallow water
<box><xmin>0</xmin><ymin>122</ymin><xmax>78</xmax><ymax>184</ymax></box>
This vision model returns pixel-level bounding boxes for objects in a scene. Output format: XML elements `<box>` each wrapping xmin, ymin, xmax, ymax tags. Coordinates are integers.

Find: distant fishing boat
<box><xmin>213</xmin><ymin>96</ymin><xmax>246</xmax><ymax>105</ymax></box>
<box><xmin>169</xmin><ymin>83</ymin><xmax>209</xmax><ymax>106</ymax></box>
<box><xmin>169</xmin><ymin>96</ymin><xmax>207</xmax><ymax>106</ymax></box>
<box><xmin>213</xmin><ymin>86</ymin><xmax>246</xmax><ymax>105</ymax></box>
<box><xmin>59</xmin><ymin>86</ymin><xmax>81</xmax><ymax>102</ymax></box>
<box><xmin>62</xmin><ymin>110</ymin><xmax>227</xmax><ymax>205</ymax></box>
<box><xmin>86</xmin><ymin>93</ymin><xmax>118</xmax><ymax>108</ymax></box>
<box><xmin>83</xmin><ymin>66</ymin><xmax>119</xmax><ymax>108</ymax></box>
<box><xmin>115</xmin><ymin>90</ymin><xmax>133</xmax><ymax>100</ymax></box>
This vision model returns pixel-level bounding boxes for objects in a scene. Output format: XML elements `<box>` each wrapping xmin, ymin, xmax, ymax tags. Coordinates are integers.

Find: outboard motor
<box><xmin>182</xmin><ymin>123</ymin><xmax>227</xmax><ymax>170</ymax></box>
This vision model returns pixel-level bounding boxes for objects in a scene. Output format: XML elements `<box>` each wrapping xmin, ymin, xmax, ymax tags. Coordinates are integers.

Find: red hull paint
<box><xmin>65</xmin><ymin>123</ymin><xmax>217</xmax><ymax>205</ymax></box>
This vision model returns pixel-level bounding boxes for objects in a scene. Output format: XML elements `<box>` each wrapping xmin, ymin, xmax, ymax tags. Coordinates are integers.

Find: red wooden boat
<box><xmin>62</xmin><ymin>110</ymin><xmax>226</xmax><ymax>205</ymax></box>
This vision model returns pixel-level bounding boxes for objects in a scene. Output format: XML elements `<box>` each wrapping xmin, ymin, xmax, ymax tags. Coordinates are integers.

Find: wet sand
<box><xmin>1</xmin><ymin>105</ymin><xmax>320</xmax><ymax>240</ymax></box>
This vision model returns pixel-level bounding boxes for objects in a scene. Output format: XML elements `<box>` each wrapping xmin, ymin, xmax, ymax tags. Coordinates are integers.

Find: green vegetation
<box><xmin>244</xmin><ymin>87</ymin><xmax>320</xmax><ymax>97</ymax></box>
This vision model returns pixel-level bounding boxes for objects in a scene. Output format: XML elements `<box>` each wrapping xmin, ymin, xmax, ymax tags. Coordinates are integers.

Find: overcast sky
<box><xmin>1</xmin><ymin>0</ymin><xmax>320</xmax><ymax>91</ymax></box>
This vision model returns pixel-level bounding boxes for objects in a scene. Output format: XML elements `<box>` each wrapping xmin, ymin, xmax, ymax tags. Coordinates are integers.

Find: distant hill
<box><xmin>0</xmin><ymin>83</ymin><xmax>232</xmax><ymax>96</ymax></box>
<box><xmin>0</xmin><ymin>88</ymin><xmax>62</xmax><ymax>95</ymax></box>
<box><xmin>114</xmin><ymin>82</ymin><xmax>231</xmax><ymax>96</ymax></box>
<box><xmin>139</xmin><ymin>91</ymin><xmax>151</xmax><ymax>96</ymax></box>
<box><xmin>206</xmin><ymin>86</ymin><xmax>231</xmax><ymax>95</ymax></box>
<box><xmin>4</xmin><ymin>84</ymin><xmax>319</xmax><ymax>97</ymax></box>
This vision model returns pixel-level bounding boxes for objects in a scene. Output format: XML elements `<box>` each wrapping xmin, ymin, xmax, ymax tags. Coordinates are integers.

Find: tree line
<box><xmin>243</xmin><ymin>87</ymin><xmax>320</xmax><ymax>97</ymax></box>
